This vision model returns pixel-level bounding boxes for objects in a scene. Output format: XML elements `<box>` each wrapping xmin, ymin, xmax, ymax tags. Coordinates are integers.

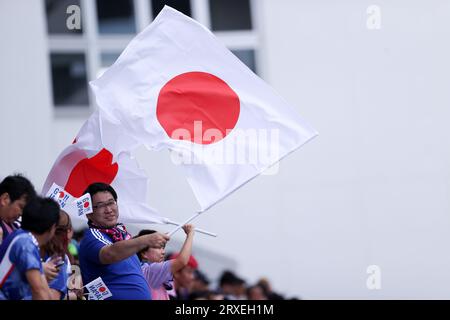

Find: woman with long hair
<box><xmin>40</xmin><ymin>210</ymin><xmax>74</xmax><ymax>300</ymax></box>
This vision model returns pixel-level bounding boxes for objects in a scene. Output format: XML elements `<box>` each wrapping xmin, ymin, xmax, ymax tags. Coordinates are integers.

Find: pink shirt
<box><xmin>141</xmin><ymin>260</ymin><xmax>173</xmax><ymax>300</ymax></box>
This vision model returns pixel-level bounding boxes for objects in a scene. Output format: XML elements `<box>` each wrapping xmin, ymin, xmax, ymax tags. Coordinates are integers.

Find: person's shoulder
<box><xmin>80</xmin><ymin>228</ymin><xmax>112</xmax><ymax>247</ymax></box>
<box><xmin>0</xmin><ymin>229</ymin><xmax>25</xmax><ymax>256</ymax></box>
<box><xmin>11</xmin><ymin>230</ymin><xmax>36</xmax><ymax>247</ymax></box>
<box><xmin>9</xmin><ymin>228</ymin><xmax>26</xmax><ymax>238</ymax></box>
<box><xmin>149</xmin><ymin>260</ymin><xmax>172</xmax><ymax>272</ymax></box>
<box><xmin>8</xmin><ymin>231</ymin><xmax>39</xmax><ymax>262</ymax></box>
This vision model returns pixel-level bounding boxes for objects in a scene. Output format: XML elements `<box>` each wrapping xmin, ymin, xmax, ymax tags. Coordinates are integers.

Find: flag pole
<box><xmin>167</xmin><ymin>211</ymin><xmax>203</xmax><ymax>237</ymax></box>
<box><xmin>164</xmin><ymin>218</ymin><xmax>217</xmax><ymax>237</ymax></box>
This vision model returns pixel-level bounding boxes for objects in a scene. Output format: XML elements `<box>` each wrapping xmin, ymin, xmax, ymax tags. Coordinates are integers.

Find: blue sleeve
<box><xmin>81</xmin><ymin>230</ymin><xmax>108</xmax><ymax>265</ymax></box>
<box><xmin>9</xmin><ymin>237</ymin><xmax>42</xmax><ymax>274</ymax></box>
<box><xmin>49</xmin><ymin>256</ymin><xmax>69</xmax><ymax>299</ymax></box>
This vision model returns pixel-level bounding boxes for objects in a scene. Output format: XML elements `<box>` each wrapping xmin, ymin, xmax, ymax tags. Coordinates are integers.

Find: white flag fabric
<box><xmin>91</xmin><ymin>6</ymin><xmax>318</xmax><ymax>211</ymax></box>
<box><xmin>42</xmin><ymin>110</ymin><xmax>166</xmax><ymax>224</ymax></box>
<box><xmin>46</xmin><ymin>183</ymin><xmax>92</xmax><ymax>217</ymax></box>
<box><xmin>85</xmin><ymin>277</ymin><xmax>112</xmax><ymax>300</ymax></box>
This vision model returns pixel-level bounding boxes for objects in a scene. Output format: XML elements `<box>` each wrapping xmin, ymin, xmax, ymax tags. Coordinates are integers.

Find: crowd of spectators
<box><xmin>0</xmin><ymin>174</ymin><xmax>294</xmax><ymax>300</ymax></box>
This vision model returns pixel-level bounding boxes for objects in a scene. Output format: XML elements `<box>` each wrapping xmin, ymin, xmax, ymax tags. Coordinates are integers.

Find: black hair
<box><xmin>219</xmin><ymin>270</ymin><xmax>245</xmax><ymax>287</ymax></box>
<box><xmin>134</xmin><ymin>229</ymin><xmax>157</xmax><ymax>261</ymax></box>
<box><xmin>194</xmin><ymin>269</ymin><xmax>210</xmax><ymax>285</ymax></box>
<box><xmin>0</xmin><ymin>174</ymin><xmax>36</xmax><ymax>202</ymax></box>
<box><xmin>21</xmin><ymin>197</ymin><xmax>60</xmax><ymax>235</ymax></box>
<box><xmin>83</xmin><ymin>183</ymin><xmax>117</xmax><ymax>201</ymax></box>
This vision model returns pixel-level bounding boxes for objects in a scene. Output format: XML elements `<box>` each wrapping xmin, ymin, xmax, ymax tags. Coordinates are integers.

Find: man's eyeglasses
<box><xmin>93</xmin><ymin>200</ymin><xmax>117</xmax><ymax>211</ymax></box>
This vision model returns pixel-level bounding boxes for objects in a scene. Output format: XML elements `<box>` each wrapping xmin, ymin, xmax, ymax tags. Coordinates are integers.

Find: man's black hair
<box><xmin>21</xmin><ymin>197</ymin><xmax>60</xmax><ymax>235</ymax></box>
<box><xmin>219</xmin><ymin>270</ymin><xmax>245</xmax><ymax>287</ymax></box>
<box><xmin>0</xmin><ymin>174</ymin><xmax>36</xmax><ymax>202</ymax></box>
<box><xmin>83</xmin><ymin>183</ymin><xmax>117</xmax><ymax>201</ymax></box>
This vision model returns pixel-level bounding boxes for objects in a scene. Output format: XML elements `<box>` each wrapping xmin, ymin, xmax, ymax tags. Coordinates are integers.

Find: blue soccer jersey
<box><xmin>79</xmin><ymin>228</ymin><xmax>151</xmax><ymax>300</ymax></box>
<box><xmin>0</xmin><ymin>229</ymin><xmax>43</xmax><ymax>300</ymax></box>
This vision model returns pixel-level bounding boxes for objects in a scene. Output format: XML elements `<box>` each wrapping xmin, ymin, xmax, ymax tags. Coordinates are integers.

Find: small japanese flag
<box><xmin>85</xmin><ymin>277</ymin><xmax>112</xmax><ymax>300</ymax></box>
<box><xmin>45</xmin><ymin>183</ymin><xmax>75</xmax><ymax>209</ymax></box>
<box><xmin>73</xmin><ymin>193</ymin><xmax>93</xmax><ymax>216</ymax></box>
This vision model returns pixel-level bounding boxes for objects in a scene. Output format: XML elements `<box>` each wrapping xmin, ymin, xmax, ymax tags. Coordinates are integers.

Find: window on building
<box><xmin>45</xmin><ymin>0</ymin><xmax>82</xmax><ymax>34</ymax></box>
<box><xmin>209</xmin><ymin>0</ymin><xmax>252</xmax><ymax>31</ymax></box>
<box><xmin>45</xmin><ymin>0</ymin><xmax>260</xmax><ymax>111</ymax></box>
<box><xmin>50</xmin><ymin>53</ymin><xmax>89</xmax><ymax>106</ymax></box>
<box><xmin>151</xmin><ymin>0</ymin><xmax>191</xmax><ymax>18</ymax></box>
<box><xmin>97</xmin><ymin>0</ymin><xmax>136</xmax><ymax>34</ymax></box>
<box><xmin>98</xmin><ymin>52</ymin><xmax>121</xmax><ymax>78</ymax></box>
<box><xmin>232</xmin><ymin>49</ymin><xmax>257</xmax><ymax>74</ymax></box>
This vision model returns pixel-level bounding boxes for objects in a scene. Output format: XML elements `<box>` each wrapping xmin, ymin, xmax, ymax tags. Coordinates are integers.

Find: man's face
<box><xmin>88</xmin><ymin>191</ymin><xmax>118</xmax><ymax>228</ymax></box>
<box><xmin>0</xmin><ymin>193</ymin><xmax>27</xmax><ymax>224</ymax></box>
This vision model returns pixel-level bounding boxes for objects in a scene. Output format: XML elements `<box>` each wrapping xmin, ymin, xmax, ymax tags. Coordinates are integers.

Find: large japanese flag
<box><xmin>42</xmin><ymin>110</ymin><xmax>165</xmax><ymax>224</ymax></box>
<box><xmin>91</xmin><ymin>6</ymin><xmax>318</xmax><ymax>211</ymax></box>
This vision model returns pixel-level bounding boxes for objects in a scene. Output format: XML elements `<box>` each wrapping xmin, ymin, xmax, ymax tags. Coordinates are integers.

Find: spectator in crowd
<box><xmin>188</xmin><ymin>269</ymin><xmax>212</xmax><ymax>300</ymax></box>
<box><xmin>246</xmin><ymin>284</ymin><xmax>268</xmax><ymax>300</ymax></box>
<box><xmin>167</xmin><ymin>252</ymin><xmax>199</xmax><ymax>300</ymax></box>
<box><xmin>257</xmin><ymin>277</ymin><xmax>285</xmax><ymax>300</ymax></box>
<box><xmin>0</xmin><ymin>197</ymin><xmax>60</xmax><ymax>300</ymax></box>
<box><xmin>136</xmin><ymin>224</ymin><xmax>195</xmax><ymax>300</ymax></box>
<box><xmin>0</xmin><ymin>174</ymin><xmax>36</xmax><ymax>244</ymax></box>
<box><xmin>79</xmin><ymin>183</ymin><xmax>169</xmax><ymax>300</ymax></box>
<box><xmin>40</xmin><ymin>210</ymin><xmax>74</xmax><ymax>300</ymax></box>
<box><xmin>234</xmin><ymin>278</ymin><xmax>247</xmax><ymax>300</ymax></box>
<box><xmin>218</xmin><ymin>270</ymin><xmax>246</xmax><ymax>300</ymax></box>
<box><xmin>191</xmin><ymin>269</ymin><xmax>210</xmax><ymax>293</ymax></box>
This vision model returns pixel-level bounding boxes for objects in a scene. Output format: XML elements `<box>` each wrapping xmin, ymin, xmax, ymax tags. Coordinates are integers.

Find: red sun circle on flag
<box><xmin>64</xmin><ymin>148</ymin><xmax>118</xmax><ymax>198</ymax></box>
<box><xmin>58</xmin><ymin>192</ymin><xmax>65</xmax><ymax>198</ymax></box>
<box><xmin>99</xmin><ymin>287</ymin><xmax>106</xmax><ymax>293</ymax></box>
<box><xmin>83</xmin><ymin>202</ymin><xmax>90</xmax><ymax>208</ymax></box>
<box><xmin>156</xmin><ymin>72</ymin><xmax>240</xmax><ymax>145</ymax></box>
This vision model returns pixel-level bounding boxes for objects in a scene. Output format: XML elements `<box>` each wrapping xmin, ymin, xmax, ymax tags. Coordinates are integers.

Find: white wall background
<box><xmin>1</xmin><ymin>0</ymin><xmax>450</xmax><ymax>299</ymax></box>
